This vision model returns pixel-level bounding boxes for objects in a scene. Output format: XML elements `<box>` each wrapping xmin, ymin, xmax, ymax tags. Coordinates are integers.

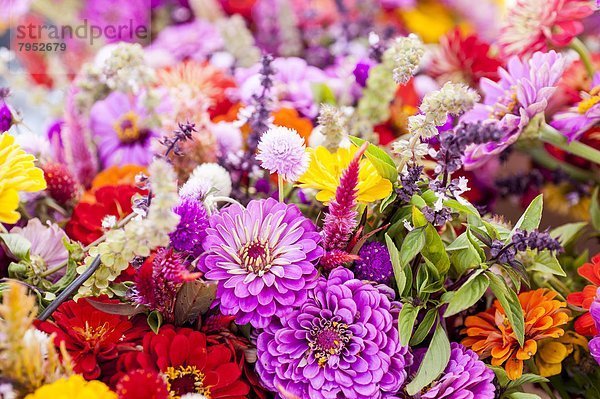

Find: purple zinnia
<box><xmin>409</xmin><ymin>342</ymin><xmax>496</xmax><ymax>399</ymax></box>
<box><xmin>0</xmin><ymin>101</ymin><xmax>13</xmax><ymax>132</ymax></box>
<box><xmin>169</xmin><ymin>196</ymin><xmax>209</xmax><ymax>258</ymax></box>
<box><xmin>462</xmin><ymin>51</ymin><xmax>566</xmax><ymax>169</ymax></box>
<box><xmin>89</xmin><ymin>91</ymin><xmax>158</xmax><ymax>168</ymax></box>
<box><xmin>148</xmin><ymin>19</ymin><xmax>224</xmax><ymax>62</ymax></box>
<box><xmin>256</xmin><ymin>126</ymin><xmax>309</xmax><ymax>182</ymax></box>
<box><xmin>354</xmin><ymin>242</ymin><xmax>394</xmax><ymax>285</ymax></box>
<box><xmin>552</xmin><ymin>72</ymin><xmax>600</xmax><ymax>141</ymax></box>
<box><xmin>256</xmin><ymin>267</ymin><xmax>412</xmax><ymax>399</ymax></box>
<box><xmin>199</xmin><ymin>198</ymin><xmax>322</xmax><ymax>328</ymax></box>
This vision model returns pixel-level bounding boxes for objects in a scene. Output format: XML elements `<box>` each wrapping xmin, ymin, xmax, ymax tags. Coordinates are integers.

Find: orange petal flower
<box><xmin>567</xmin><ymin>253</ymin><xmax>600</xmax><ymax>336</ymax></box>
<box><xmin>462</xmin><ymin>288</ymin><xmax>569</xmax><ymax>380</ymax></box>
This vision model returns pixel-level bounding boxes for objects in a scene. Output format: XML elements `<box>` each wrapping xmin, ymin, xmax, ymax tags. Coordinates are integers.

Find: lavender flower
<box><xmin>462</xmin><ymin>51</ymin><xmax>566</xmax><ymax>168</ymax></box>
<box><xmin>169</xmin><ymin>197</ymin><xmax>209</xmax><ymax>258</ymax></box>
<box><xmin>397</xmin><ymin>165</ymin><xmax>423</xmax><ymax>202</ymax></box>
<box><xmin>245</xmin><ymin>55</ymin><xmax>275</xmax><ymax>154</ymax></box>
<box><xmin>256</xmin><ymin>267</ymin><xmax>412</xmax><ymax>399</ymax></box>
<box><xmin>0</xmin><ymin>101</ymin><xmax>12</xmax><ymax>132</ymax></box>
<box><xmin>410</xmin><ymin>342</ymin><xmax>496</xmax><ymax>399</ymax></box>
<box><xmin>422</xmin><ymin>206</ymin><xmax>453</xmax><ymax>227</ymax></box>
<box><xmin>148</xmin><ymin>19</ymin><xmax>223</xmax><ymax>62</ymax></box>
<box><xmin>354</xmin><ymin>242</ymin><xmax>394</xmax><ymax>285</ymax></box>
<box><xmin>490</xmin><ymin>229</ymin><xmax>562</xmax><ymax>266</ymax></box>
<box><xmin>199</xmin><ymin>198</ymin><xmax>322</xmax><ymax>328</ymax></box>
<box><xmin>256</xmin><ymin>126</ymin><xmax>309</xmax><ymax>182</ymax></box>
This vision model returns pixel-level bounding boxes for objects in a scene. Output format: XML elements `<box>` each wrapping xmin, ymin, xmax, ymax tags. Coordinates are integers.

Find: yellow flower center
<box><xmin>73</xmin><ymin>321</ymin><xmax>111</xmax><ymax>345</ymax></box>
<box><xmin>578</xmin><ymin>94</ymin><xmax>600</xmax><ymax>114</ymax></box>
<box><xmin>114</xmin><ymin>111</ymin><xmax>143</xmax><ymax>143</ymax></box>
<box><xmin>165</xmin><ymin>365</ymin><xmax>211</xmax><ymax>399</ymax></box>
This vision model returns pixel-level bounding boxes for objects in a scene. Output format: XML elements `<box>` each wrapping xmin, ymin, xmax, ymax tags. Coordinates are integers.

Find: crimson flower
<box><xmin>66</xmin><ymin>185</ymin><xmax>144</xmax><ymax>245</ymax></box>
<box><xmin>567</xmin><ymin>254</ymin><xmax>600</xmax><ymax>336</ymax></box>
<box><xmin>116</xmin><ymin>370</ymin><xmax>169</xmax><ymax>399</ymax></box>
<box><xmin>116</xmin><ymin>325</ymin><xmax>249</xmax><ymax>399</ymax></box>
<box><xmin>35</xmin><ymin>297</ymin><xmax>149</xmax><ymax>380</ymax></box>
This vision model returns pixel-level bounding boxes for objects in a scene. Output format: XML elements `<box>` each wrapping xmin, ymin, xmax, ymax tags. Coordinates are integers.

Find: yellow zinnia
<box><xmin>0</xmin><ymin>133</ymin><xmax>46</xmax><ymax>224</ymax></box>
<box><xmin>25</xmin><ymin>375</ymin><xmax>117</xmax><ymax>399</ymax></box>
<box><xmin>535</xmin><ymin>332</ymin><xmax>588</xmax><ymax>377</ymax></box>
<box><xmin>297</xmin><ymin>145</ymin><xmax>393</xmax><ymax>204</ymax></box>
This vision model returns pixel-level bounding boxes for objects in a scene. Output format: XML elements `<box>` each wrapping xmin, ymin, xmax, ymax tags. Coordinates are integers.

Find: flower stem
<box><xmin>569</xmin><ymin>38</ymin><xmax>595</xmax><ymax>78</ymax></box>
<box><xmin>540</xmin><ymin>124</ymin><xmax>600</xmax><ymax>165</ymax></box>
<box><xmin>278</xmin><ymin>174</ymin><xmax>285</xmax><ymax>203</ymax></box>
<box><xmin>528</xmin><ymin>146</ymin><xmax>600</xmax><ymax>183</ymax></box>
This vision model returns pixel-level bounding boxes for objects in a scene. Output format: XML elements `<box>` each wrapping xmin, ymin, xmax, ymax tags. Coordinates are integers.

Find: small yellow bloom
<box><xmin>535</xmin><ymin>332</ymin><xmax>588</xmax><ymax>377</ymax></box>
<box><xmin>297</xmin><ymin>145</ymin><xmax>393</xmax><ymax>204</ymax></box>
<box><xmin>0</xmin><ymin>133</ymin><xmax>46</xmax><ymax>224</ymax></box>
<box><xmin>25</xmin><ymin>375</ymin><xmax>116</xmax><ymax>399</ymax></box>
<box><xmin>398</xmin><ymin>1</ymin><xmax>462</xmax><ymax>43</ymax></box>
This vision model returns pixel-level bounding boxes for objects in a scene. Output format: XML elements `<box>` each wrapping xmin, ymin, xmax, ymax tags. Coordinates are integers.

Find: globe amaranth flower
<box><xmin>552</xmin><ymin>72</ymin><xmax>600</xmax><ymax>141</ymax></box>
<box><xmin>181</xmin><ymin>163</ymin><xmax>233</xmax><ymax>200</ymax></box>
<box><xmin>169</xmin><ymin>196</ymin><xmax>209</xmax><ymax>257</ymax></box>
<box><xmin>89</xmin><ymin>91</ymin><xmax>158</xmax><ymax>168</ymax></box>
<box><xmin>409</xmin><ymin>342</ymin><xmax>495</xmax><ymax>399</ymax></box>
<box><xmin>10</xmin><ymin>218</ymin><xmax>69</xmax><ymax>281</ymax></box>
<box><xmin>115</xmin><ymin>325</ymin><xmax>249</xmax><ymax>399</ymax></box>
<box><xmin>35</xmin><ymin>298</ymin><xmax>149</xmax><ymax>380</ymax></box>
<box><xmin>199</xmin><ymin>198</ymin><xmax>322</xmax><ymax>328</ymax></box>
<box><xmin>25</xmin><ymin>375</ymin><xmax>116</xmax><ymax>399</ymax></box>
<box><xmin>256</xmin><ymin>267</ymin><xmax>411</xmax><ymax>399</ymax></box>
<box><xmin>497</xmin><ymin>0</ymin><xmax>595</xmax><ymax>57</ymax></box>
<box><xmin>567</xmin><ymin>253</ymin><xmax>600</xmax><ymax>336</ymax></box>
<box><xmin>256</xmin><ymin>126</ymin><xmax>309</xmax><ymax>182</ymax></box>
<box><xmin>0</xmin><ymin>133</ymin><xmax>46</xmax><ymax>224</ymax></box>
<box><xmin>116</xmin><ymin>370</ymin><xmax>169</xmax><ymax>399</ymax></box>
<box><xmin>298</xmin><ymin>145</ymin><xmax>393</xmax><ymax>204</ymax></box>
<box><xmin>354</xmin><ymin>242</ymin><xmax>394</xmax><ymax>286</ymax></box>
<box><xmin>462</xmin><ymin>288</ymin><xmax>569</xmax><ymax>380</ymax></box>
<box><xmin>461</xmin><ymin>51</ymin><xmax>566</xmax><ymax>169</ymax></box>
<box><xmin>66</xmin><ymin>185</ymin><xmax>144</xmax><ymax>245</ymax></box>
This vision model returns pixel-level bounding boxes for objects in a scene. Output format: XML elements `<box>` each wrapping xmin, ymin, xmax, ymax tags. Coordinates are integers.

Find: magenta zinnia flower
<box><xmin>199</xmin><ymin>198</ymin><xmax>322</xmax><ymax>328</ymax></box>
<box><xmin>588</xmin><ymin>288</ymin><xmax>600</xmax><ymax>365</ymax></box>
<box><xmin>497</xmin><ymin>0</ymin><xmax>595</xmax><ymax>57</ymax></box>
<box><xmin>89</xmin><ymin>91</ymin><xmax>158</xmax><ymax>168</ymax></box>
<box><xmin>256</xmin><ymin>267</ymin><xmax>412</xmax><ymax>399</ymax></box>
<box><xmin>552</xmin><ymin>72</ymin><xmax>600</xmax><ymax>141</ymax></box>
<box><xmin>410</xmin><ymin>342</ymin><xmax>496</xmax><ymax>399</ymax></box>
<box><xmin>462</xmin><ymin>51</ymin><xmax>566</xmax><ymax>169</ymax></box>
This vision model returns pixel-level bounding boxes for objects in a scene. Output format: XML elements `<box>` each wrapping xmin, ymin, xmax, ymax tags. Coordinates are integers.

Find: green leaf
<box><xmin>509</xmin><ymin>194</ymin><xmax>543</xmax><ymax>241</ymax></box>
<box><xmin>398</xmin><ymin>303</ymin><xmax>420</xmax><ymax>346</ymax></box>
<box><xmin>506</xmin><ymin>393</ymin><xmax>541</xmax><ymax>399</ymax></box>
<box><xmin>422</xmin><ymin>224</ymin><xmax>451</xmax><ymax>275</ymax></box>
<box><xmin>311</xmin><ymin>82</ymin><xmax>336</xmax><ymax>105</ymax></box>
<box><xmin>487</xmin><ymin>272</ymin><xmax>525</xmax><ymax>346</ymax></box>
<box><xmin>444</xmin><ymin>272</ymin><xmax>489</xmax><ymax>317</ymax></box>
<box><xmin>412</xmin><ymin>207</ymin><xmax>428</xmax><ymax>227</ymax></box>
<box><xmin>399</xmin><ymin>227</ymin><xmax>425</xmax><ymax>268</ymax></box>
<box><xmin>0</xmin><ymin>233</ymin><xmax>31</xmax><ymax>261</ymax></box>
<box><xmin>405</xmin><ymin>323</ymin><xmax>451</xmax><ymax>396</ymax></box>
<box><xmin>591</xmin><ymin>187</ymin><xmax>600</xmax><ymax>232</ymax></box>
<box><xmin>444</xmin><ymin>198</ymin><xmax>480</xmax><ymax>218</ymax></box>
<box><xmin>174</xmin><ymin>280</ymin><xmax>217</xmax><ymax>325</ymax></box>
<box><xmin>86</xmin><ymin>298</ymin><xmax>147</xmax><ymax>316</ymax></box>
<box><xmin>529</xmin><ymin>250</ymin><xmax>566</xmax><ymax>277</ymax></box>
<box><xmin>147</xmin><ymin>311</ymin><xmax>163</xmax><ymax>334</ymax></box>
<box><xmin>385</xmin><ymin>234</ymin><xmax>406</xmax><ymax>294</ymax></box>
<box><xmin>506</xmin><ymin>374</ymin><xmax>549</xmax><ymax>389</ymax></box>
<box><xmin>489</xmin><ymin>366</ymin><xmax>510</xmax><ymax>388</ymax></box>
<box><xmin>348</xmin><ymin>136</ymin><xmax>398</xmax><ymax>182</ymax></box>
<box><xmin>410</xmin><ymin>308</ymin><xmax>438</xmax><ymax>346</ymax></box>
<box><xmin>550</xmin><ymin>222</ymin><xmax>588</xmax><ymax>247</ymax></box>
<box><xmin>410</xmin><ymin>195</ymin><xmax>427</xmax><ymax>208</ymax></box>
<box><xmin>380</xmin><ymin>191</ymin><xmax>397</xmax><ymax>213</ymax></box>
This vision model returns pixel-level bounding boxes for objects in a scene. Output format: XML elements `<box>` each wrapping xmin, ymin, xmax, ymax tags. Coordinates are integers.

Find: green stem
<box><xmin>540</xmin><ymin>124</ymin><xmax>600</xmax><ymax>166</ymax></box>
<box><xmin>569</xmin><ymin>38</ymin><xmax>595</xmax><ymax>78</ymax></box>
<box><xmin>278</xmin><ymin>175</ymin><xmax>285</xmax><ymax>203</ymax></box>
<box><xmin>528</xmin><ymin>146</ymin><xmax>600</xmax><ymax>183</ymax></box>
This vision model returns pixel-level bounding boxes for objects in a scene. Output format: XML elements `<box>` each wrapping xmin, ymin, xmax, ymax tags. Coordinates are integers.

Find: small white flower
<box><xmin>403</xmin><ymin>220</ymin><xmax>414</xmax><ymax>231</ymax></box>
<box><xmin>183</xmin><ymin>163</ymin><xmax>233</xmax><ymax>199</ymax></box>
<box><xmin>102</xmin><ymin>215</ymin><xmax>118</xmax><ymax>230</ymax></box>
<box><xmin>420</xmin><ymin>82</ymin><xmax>480</xmax><ymax>126</ymax></box>
<box><xmin>391</xmin><ymin>34</ymin><xmax>425</xmax><ymax>85</ymax></box>
<box><xmin>407</xmin><ymin>115</ymin><xmax>438</xmax><ymax>139</ymax></box>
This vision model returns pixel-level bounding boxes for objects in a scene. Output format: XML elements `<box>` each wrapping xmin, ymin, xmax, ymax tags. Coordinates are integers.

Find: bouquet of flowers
<box><xmin>1</xmin><ymin>0</ymin><xmax>600</xmax><ymax>398</ymax></box>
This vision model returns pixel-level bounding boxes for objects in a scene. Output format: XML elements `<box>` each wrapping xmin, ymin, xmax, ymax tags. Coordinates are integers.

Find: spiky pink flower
<box><xmin>498</xmin><ymin>0</ymin><xmax>595</xmax><ymax>57</ymax></box>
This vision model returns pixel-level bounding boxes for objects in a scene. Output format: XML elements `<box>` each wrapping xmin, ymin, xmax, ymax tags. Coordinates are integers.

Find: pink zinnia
<box><xmin>498</xmin><ymin>0</ymin><xmax>595</xmax><ymax>57</ymax></box>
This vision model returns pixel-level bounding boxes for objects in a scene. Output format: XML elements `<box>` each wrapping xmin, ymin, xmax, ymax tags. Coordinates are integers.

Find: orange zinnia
<box><xmin>567</xmin><ymin>253</ymin><xmax>600</xmax><ymax>336</ymax></box>
<box><xmin>462</xmin><ymin>288</ymin><xmax>570</xmax><ymax>380</ymax></box>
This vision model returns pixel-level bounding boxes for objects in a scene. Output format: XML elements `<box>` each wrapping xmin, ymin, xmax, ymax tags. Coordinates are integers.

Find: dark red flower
<box><xmin>116</xmin><ymin>370</ymin><xmax>169</xmax><ymax>399</ymax></box>
<box><xmin>567</xmin><ymin>253</ymin><xmax>600</xmax><ymax>336</ymax></box>
<box><xmin>66</xmin><ymin>185</ymin><xmax>144</xmax><ymax>245</ymax></box>
<box><xmin>42</xmin><ymin>161</ymin><xmax>81</xmax><ymax>205</ymax></box>
<box><xmin>116</xmin><ymin>325</ymin><xmax>249</xmax><ymax>399</ymax></box>
<box><xmin>35</xmin><ymin>297</ymin><xmax>149</xmax><ymax>380</ymax></box>
<box><xmin>429</xmin><ymin>29</ymin><xmax>502</xmax><ymax>87</ymax></box>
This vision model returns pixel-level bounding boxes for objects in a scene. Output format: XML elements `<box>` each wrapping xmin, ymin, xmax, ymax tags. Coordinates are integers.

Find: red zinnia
<box><xmin>66</xmin><ymin>185</ymin><xmax>144</xmax><ymax>245</ymax></box>
<box><xmin>429</xmin><ymin>29</ymin><xmax>502</xmax><ymax>87</ymax></box>
<box><xmin>567</xmin><ymin>253</ymin><xmax>600</xmax><ymax>336</ymax></box>
<box><xmin>35</xmin><ymin>297</ymin><xmax>149</xmax><ymax>380</ymax></box>
<box><xmin>116</xmin><ymin>325</ymin><xmax>249</xmax><ymax>399</ymax></box>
